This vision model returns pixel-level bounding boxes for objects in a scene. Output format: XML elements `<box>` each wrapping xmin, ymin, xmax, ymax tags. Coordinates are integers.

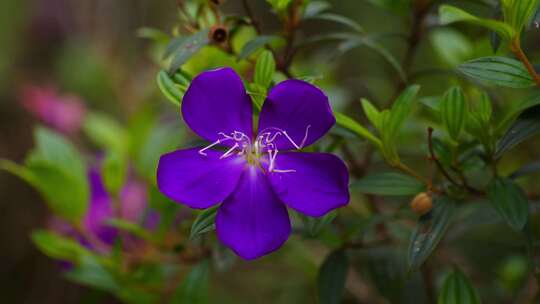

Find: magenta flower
<box><xmin>157</xmin><ymin>68</ymin><xmax>349</xmax><ymax>260</ymax></box>
<box><xmin>20</xmin><ymin>85</ymin><xmax>86</xmax><ymax>135</ymax></box>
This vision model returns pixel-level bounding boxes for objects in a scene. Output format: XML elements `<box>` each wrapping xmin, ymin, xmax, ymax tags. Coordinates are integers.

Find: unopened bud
<box><xmin>209</xmin><ymin>25</ymin><xmax>228</xmax><ymax>43</ymax></box>
<box><xmin>410</xmin><ymin>192</ymin><xmax>433</xmax><ymax>216</ymax></box>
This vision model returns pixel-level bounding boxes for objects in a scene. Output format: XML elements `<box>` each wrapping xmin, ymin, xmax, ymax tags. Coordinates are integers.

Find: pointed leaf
<box><xmin>487</xmin><ymin>177</ymin><xmax>529</xmax><ymax>230</ymax></box>
<box><xmin>439</xmin><ymin>5</ymin><xmax>516</xmax><ymax>39</ymax></box>
<box><xmin>457</xmin><ymin>56</ymin><xmax>535</xmax><ymax>88</ymax></box>
<box><xmin>190</xmin><ymin>206</ymin><xmax>219</xmax><ymax>239</ymax></box>
<box><xmin>438</xmin><ymin>268</ymin><xmax>481</xmax><ymax>304</ymax></box>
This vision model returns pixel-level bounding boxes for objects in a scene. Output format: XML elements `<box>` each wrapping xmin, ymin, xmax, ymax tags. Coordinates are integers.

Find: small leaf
<box><xmin>303</xmin><ymin>1</ymin><xmax>331</xmax><ymax>18</ymax></box>
<box><xmin>83</xmin><ymin>112</ymin><xmax>127</xmax><ymax>152</ymax></box>
<box><xmin>301</xmin><ymin>211</ymin><xmax>337</xmax><ymax>237</ymax></box>
<box><xmin>171</xmin><ymin>260</ymin><xmax>211</xmax><ymax>304</ymax></box>
<box><xmin>457</xmin><ymin>56</ymin><xmax>535</xmax><ymax>88</ymax></box>
<box><xmin>438</xmin><ymin>268</ymin><xmax>481</xmax><ymax>304</ymax></box>
<box><xmin>408</xmin><ymin>196</ymin><xmax>456</xmax><ymax>270</ymax></box>
<box><xmin>352</xmin><ymin>172</ymin><xmax>425</xmax><ymax>196</ymax></box>
<box><xmin>168</xmin><ymin>29</ymin><xmax>210</xmax><ymax>73</ymax></box>
<box><xmin>361</xmin><ymin>98</ymin><xmax>382</xmax><ymax>131</ymax></box>
<box><xmin>32</xmin><ymin>230</ymin><xmax>90</xmax><ymax>263</ymax></box>
<box><xmin>318</xmin><ymin>250</ymin><xmax>349</xmax><ymax>304</ymax></box>
<box><xmin>334</xmin><ymin>111</ymin><xmax>382</xmax><ymax>148</ymax></box>
<box><xmin>440</xmin><ymin>86</ymin><xmax>467</xmax><ymax>141</ymax></box>
<box><xmin>105</xmin><ymin>218</ymin><xmax>151</xmax><ymax>240</ymax></box>
<box><xmin>487</xmin><ymin>177</ymin><xmax>529</xmax><ymax>230</ymax></box>
<box><xmin>190</xmin><ymin>206</ymin><xmax>219</xmax><ymax>239</ymax></box>
<box><xmin>136</xmin><ymin>27</ymin><xmax>169</xmax><ymax>44</ymax></box>
<box><xmin>439</xmin><ymin>5</ymin><xmax>516</xmax><ymax>39</ymax></box>
<box><xmin>237</xmin><ymin>36</ymin><xmax>280</xmax><ymax>60</ymax></box>
<box><xmin>496</xmin><ymin>104</ymin><xmax>540</xmax><ymax>158</ymax></box>
<box><xmin>248</xmin><ymin>83</ymin><xmax>267</xmax><ymax>111</ymax></box>
<box><xmin>101</xmin><ymin>150</ymin><xmax>127</xmax><ymax>196</ymax></box>
<box><xmin>157</xmin><ymin>70</ymin><xmax>184</xmax><ymax>106</ymax></box>
<box><xmin>163</xmin><ymin>36</ymin><xmax>187</xmax><ymax>59</ymax></box>
<box><xmin>254</xmin><ymin>50</ymin><xmax>276</xmax><ymax>89</ymax></box>
<box><xmin>387</xmin><ymin>85</ymin><xmax>420</xmax><ymax>139</ymax></box>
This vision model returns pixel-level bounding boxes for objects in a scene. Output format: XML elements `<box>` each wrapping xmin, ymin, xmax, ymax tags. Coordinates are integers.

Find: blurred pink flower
<box><xmin>20</xmin><ymin>85</ymin><xmax>86</xmax><ymax>135</ymax></box>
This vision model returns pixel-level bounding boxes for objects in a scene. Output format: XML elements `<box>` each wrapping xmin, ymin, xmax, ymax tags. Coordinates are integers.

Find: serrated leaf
<box><xmin>458</xmin><ymin>56</ymin><xmax>535</xmax><ymax>88</ymax></box>
<box><xmin>440</xmin><ymin>86</ymin><xmax>467</xmax><ymax>141</ymax></box>
<box><xmin>496</xmin><ymin>104</ymin><xmax>540</xmax><ymax>158</ymax></box>
<box><xmin>487</xmin><ymin>177</ymin><xmax>529</xmax><ymax>230</ymax></box>
<box><xmin>334</xmin><ymin>111</ymin><xmax>382</xmax><ymax>148</ymax></box>
<box><xmin>439</xmin><ymin>5</ymin><xmax>516</xmax><ymax>39</ymax></box>
<box><xmin>352</xmin><ymin>172</ymin><xmax>425</xmax><ymax>196</ymax></box>
<box><xmin>318</xmin><ymin>250</ymin><xmax>348</xmax><ymax>304</ymax></box>
<box><xmin>237</xmin><ymin>35</ymin><xmax>280</xmax><ymax>60</ymax></box>
<box><xmin>254</xmin><ymin>50</ymin><xmax>276</xmax><ymax>89</ymax></box>
<box><xmin>190</xmin><ymin>206</ymin><xmax>219</xmax><ymax>239</ymax></box>
<box><xmin>438</xmin><ymin>268</ymin><xmax>481</xmax><ymax>304</ymax></box>
<box><xmin>168</xmin><ymin>30</ymin><xmax>210</xmax><ymax>73</ymax></box>
<box><xmin>408</xmin><ymin>196</ymin><xmax>456</xmax><ymax>270</ymax></box>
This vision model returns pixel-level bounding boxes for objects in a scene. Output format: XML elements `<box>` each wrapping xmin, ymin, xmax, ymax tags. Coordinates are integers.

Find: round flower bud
<box><xmin>209</xmin><ymin>25</ymin><xmax>228</xmax><ymax>43</ymax></box>
<box><xmin>410</xmin><ymin>192</ymin><xmax>433</xmax><ymax>216</ymax></box>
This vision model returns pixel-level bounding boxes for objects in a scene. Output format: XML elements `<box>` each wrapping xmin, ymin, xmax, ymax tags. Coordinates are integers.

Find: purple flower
<box><xmin>157</xmin><ymin>68</ymin><xmax>349</xmax><ymax>260</ymax></box>
<box><xmin>20</xmin><ymin>85</ymin><xmax>86</xmax><ymax>135</ymax></box>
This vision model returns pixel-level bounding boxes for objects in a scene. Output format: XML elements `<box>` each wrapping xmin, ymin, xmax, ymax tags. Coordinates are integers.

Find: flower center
<box><xmin>198</xmin><ymin>125</ymin><xmax>311</xmax><ymax>173</ymax></box>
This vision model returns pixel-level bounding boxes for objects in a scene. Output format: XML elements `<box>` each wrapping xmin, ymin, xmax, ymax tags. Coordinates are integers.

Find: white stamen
<box><xmin>220</xmin><ymin>143</ymin><xmax>240</xmax><ymax>159</ymax></box>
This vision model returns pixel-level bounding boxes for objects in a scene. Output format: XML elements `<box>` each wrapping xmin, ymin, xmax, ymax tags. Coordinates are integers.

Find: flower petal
<box><xmin>157</xmin><ymin>148</ymin><xmax>246</xmax><ymax>209</ymax></box>
<box><xmin>268</xmin><ymin>152</ymin><xmax>349</xmax><ymax>217</ymax></box>
<box><xmin>85</xmin><ymin>168</ymin><xmax>116</xmax><ymax>244</ymax></box>
<box><xmin>258</xmin><ymin>80</ymin><xmax>335</xmax><ymax>150</ymax></box>
<box><xmin>216</xmin><ymin>167</ymin><xmax>291</xmax><ymax>260</ymax></box>
<box><xmin>182</xmin><ymin>67</ymin><xmax>253</xmax><ymax>143</ymax></box>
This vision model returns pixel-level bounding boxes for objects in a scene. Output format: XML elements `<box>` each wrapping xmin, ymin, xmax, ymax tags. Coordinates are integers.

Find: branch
<box><xmin>511</xmin><ymin>38</ymin><xmax>540</xmax><ymax>87</ymax></box>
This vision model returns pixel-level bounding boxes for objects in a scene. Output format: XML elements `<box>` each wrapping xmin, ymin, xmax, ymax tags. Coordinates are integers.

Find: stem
<box><xmin>511</xmin><ymin>38</ymin><xmax>540</xmax><ymax>87</ymax></box>
<box><xmin>427</xmin><ymin>127</ymin><xmax>461</xmax><ymax>188</ymax></box>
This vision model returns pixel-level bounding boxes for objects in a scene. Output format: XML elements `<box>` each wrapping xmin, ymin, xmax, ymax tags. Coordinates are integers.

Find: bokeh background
<box><xmin>1</xmin><ymin>0</ymin><xmax>539</xmax><ymax>303</ymax></box>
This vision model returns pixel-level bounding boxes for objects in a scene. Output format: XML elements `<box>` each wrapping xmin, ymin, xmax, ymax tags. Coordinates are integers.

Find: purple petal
<box><xmin>157</xmin><ymin>147</ymin><xmax>246</xmax><ymax>209</ymax></box>
<box><xmin>267</xmin><ymin>152</ymin><xmax>349</xmax><ymax>217</ymax></box>
<box><xmin>258</xmin><ymin>80</ymin><xmax>335</xmax><ymax>150</ymax></box>
<box><xmin>216</xmin><ymin>167</ymin><xmax>291</xmax><ymax>260</ymax></box>
<box><xmin>182</xmin><ymin>67</ymin><xmax>253</xmax><ymax>144</ymax></box>
<box><xmin>84</xmin><ymin>168</ymin><xmax>117</xmax><ymax>244</ymax></box>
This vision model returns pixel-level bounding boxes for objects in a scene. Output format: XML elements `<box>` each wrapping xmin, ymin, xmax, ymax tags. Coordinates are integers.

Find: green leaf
<box><xmin>408</xmin><ymin>196</ymin><xmax>456</xmax><ymax>270</ymax></box>
<box><xmin>305</xmin><ymin>13</ymin><xmax>363</xmax><ymax>32</ymax></box>
<box><xmin>439</xmin><ymin>5</ymin><xmax>516</xmax><ymax>39</ymax></box>
<box><xmin>163</xmin><ymin>36</ymin><xmax>187</xmax><ymax>59</ymax></box>
<box><xmin>318</xmin><ymin>250</ymin><xmax>348</xmax><ymax>304</ymax></box>
<box><xmin>487</xmin><ymin>177</ymin><xmax>529</xmax><ymax>230</ymax></box>
<box><xmin>501</xmin><ymin>0</ymin><xmax>540</xmax><ymax>32</ymax></box>
<box><xmin>101</xmin><ymin>150</ymin><xmax>127</xmax><ymax>196</ymax></box>
<box><xmin>254</xmin><ymin>50</ymin><xmax>276</xmax><ymax>89</ymax></box>
<box><xmin>457</xmin><ymin>56</ymin><xmax>535</xmax><ymax>88</ymax></box>
<box><xmin>168</xmin><ymin>29</ymin><xmax>210</xmax><ymax>73</ymax></box>
<box><xmin>190</xmin><ymin>206</ymin><xmax>219</xmax><ymax>239</ymax></box>
<box><xmin>496</xmin><ymin>92</ymin><xmax>540</xmax><ymax>134</ymax></box>
<box><xmin>387</xmin><ymin>85</ymin><xmax>420</xmax><ymax>139</ymax></box>
<box><xmin>65</xmin><ymin>254</ymin><xmax>119</xmax><ymax>293</ymax></box>
<box><xmin>438</xmin><ymin>268</ymin><xmax>481</xmax><ymax>304</ymax></box>
<box><xmin>303</xmin><ymin>1</ymin><xmax>331</xmax><ymax>18</ymax></box>
<box><xmin>440</xmin><ymin>86</ymin><xmax>467</xmax><ymax>141</ymax></box>
<box><xmin>157</xmin><ymin>70</ymin><xmax>184</xmax><ymax>106</ymax></box>
<box><xmin>171</xmin><ymin>260</ymin><xmax>211</xmax><ymax>304</ymax></box>
<box><xmin>247</xmin><ymin>83</ymin><xmax>267</xmax><ymax>111</ymax></box>
<box><xmin>83</xmin><ymin>112</ymin><xmax>127</xmax><ymax>152</ymax></box>
<box><xmin>361</xmin><ymin>98</ymin><xmax>382</xmax><ymax>131</ymax></box>
<box><xmin>334</xmin><ymin>111</ymin><xmax>382</xmax><ymax>148</ymax></box>
<box><xmin>430</xmin><ymin>28</ymin><xmax>473</xmax><ymax>66</ymax></box>
<box><xmin>105</xmin><ymin>218</ymin><xmax>151</xmax><ymax>240</ymax></box>
<box><xmin>496</xmin><ymin>104</ymin><xmax>540</xmax><ymax>158</ymax></box>
<box><xmin>136</xmin><ymin>27</ymin><xmax>169</xmax><ymax>44</ymax></box>
<box><xmin>301</xmin><ymin>211</ymin><xmax>337</xmax><ymax>237</ymax></box>
<box><xmin>31</xmin><ymin>230</ymin><xmax>91</xmax><ymax>263</ymax></box>
<box><xmin>237</xmin><ymin>35</ymin><xmax>280</xmax><ymax>60</ymax></box>
<box><xmin>352</xmin><ymin>172</ymin><xmax>425</xmax><ymax>196</ymax></box>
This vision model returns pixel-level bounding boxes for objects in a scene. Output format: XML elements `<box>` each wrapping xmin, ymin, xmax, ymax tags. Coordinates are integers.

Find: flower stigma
<box><xmin>198</xmin><ymin>125</ymin><xmax>311</xmax><ymax>174</ymax></box>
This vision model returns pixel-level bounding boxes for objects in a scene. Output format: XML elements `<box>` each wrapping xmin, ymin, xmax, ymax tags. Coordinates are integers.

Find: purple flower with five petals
<box><xmin>157</xmin><ymin>67</ymin><xmax>349</xmax><ymax>260</ymax></box>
